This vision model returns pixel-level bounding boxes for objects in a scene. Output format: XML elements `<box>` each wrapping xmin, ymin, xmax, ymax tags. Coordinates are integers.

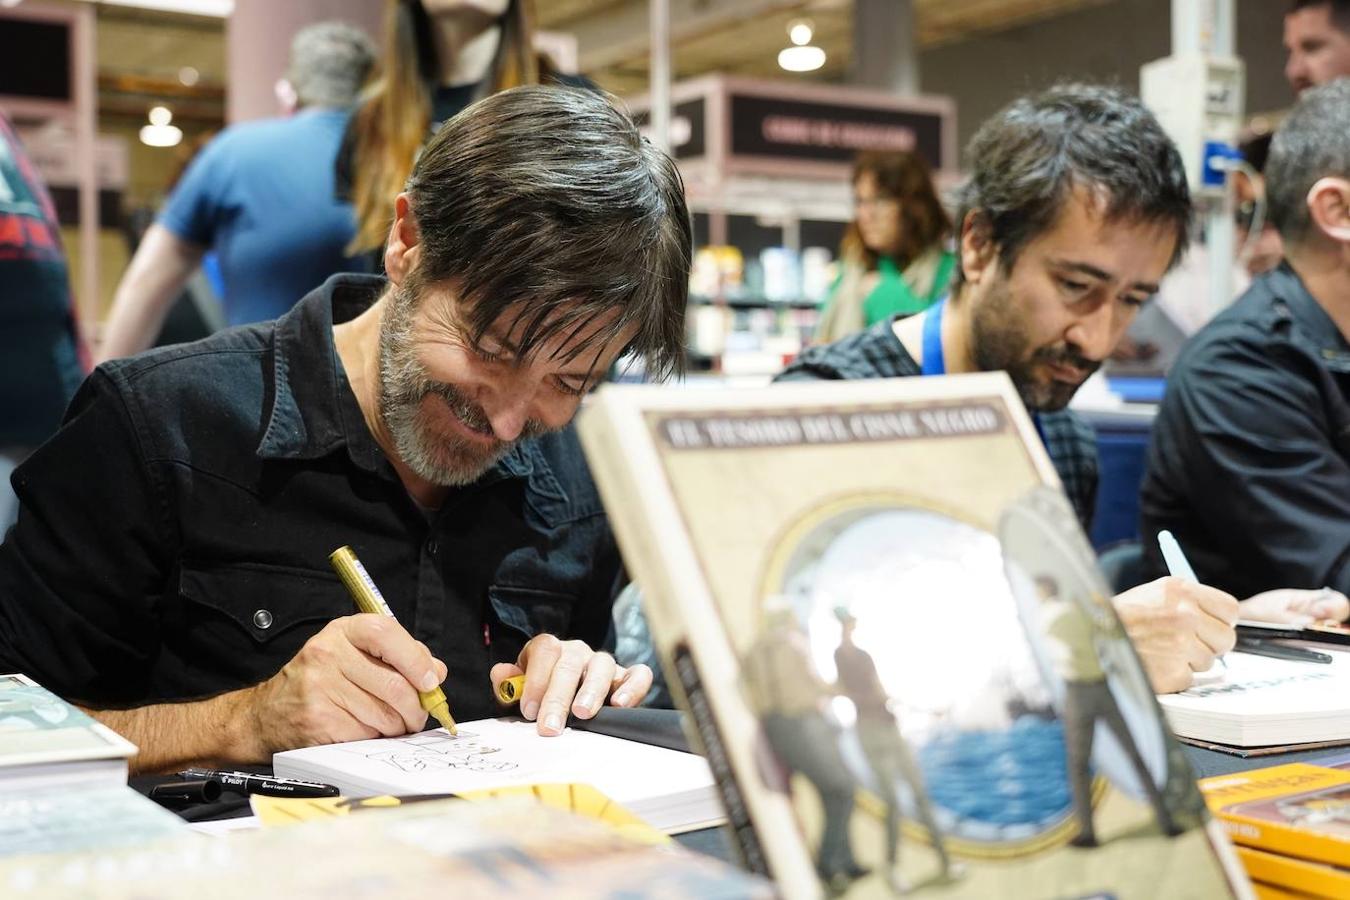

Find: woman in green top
<box><xmin>815</xmin><ymin>150</ymin><xmax>955</xmax><ymax>342</ymax></box>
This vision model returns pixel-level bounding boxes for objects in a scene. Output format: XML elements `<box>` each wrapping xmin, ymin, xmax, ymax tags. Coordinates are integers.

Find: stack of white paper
<box><xmin>274</xmin><ymin>717</ymin><xmax>723</xmax><ymax>833</ymax></box>
<box><xmin>1158</xmin><ymin>648</ymin><xmax>1350</xmax><ymax>747</ymax></box>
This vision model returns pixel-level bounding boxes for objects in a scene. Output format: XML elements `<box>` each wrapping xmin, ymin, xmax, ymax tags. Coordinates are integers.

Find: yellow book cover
<box><xmin>579</xmin><ymin>376</ymin><xmax>1249</xmax><ymax>900</ymax></box>
<box><xmin>1237</xmin><ymin>846</ymin><xmax>1350</xmax><ymax>898</ymax></box>
<box><xmin>1251</xmin><ymin>883</ymin><xmax>1321</xmax><ymax>900</ymax></box>
<box><xmin>1200</xmin><ymin>764</ymin><xmax>1350</xmax><ymax>867</ymax></box>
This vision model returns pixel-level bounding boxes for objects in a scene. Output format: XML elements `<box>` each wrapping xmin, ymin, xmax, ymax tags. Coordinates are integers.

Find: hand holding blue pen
<box><xmin>1157</xmin><ymin>531</ymin><xmax>1198</xmax><ymax>583</ymax></box>
<box><xmin>1157</xmin><ymin>530</ymin><xmax>1228</xmax><ymax>672</ymax></box>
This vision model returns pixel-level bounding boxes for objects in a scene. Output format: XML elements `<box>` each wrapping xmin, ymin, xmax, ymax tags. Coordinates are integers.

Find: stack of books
<box><xmin>1199</xmin><ymin>760</ymin><xmax>1350</xmax><ymax>898</ymax></box>
<box><xmin>0</xmin><ymin>673</ymin><xmax>184</xmax><ymax>858</ymax></box>
<box><xmin>1157</xmin><ymin>643</ymin><xmax>1350</xmax><ymax>752</ymax></box>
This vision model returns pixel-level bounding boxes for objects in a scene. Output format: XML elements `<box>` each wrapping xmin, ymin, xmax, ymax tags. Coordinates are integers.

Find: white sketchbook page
<box><xmin>1158</xmin><ymin>648</ymin><xmax>1350</xmax><ymax>729</ymax></box>
<box><xmin>273</xmin><ymin>718</ymin><xmax>714</xmax><ymax>806</ymax></box>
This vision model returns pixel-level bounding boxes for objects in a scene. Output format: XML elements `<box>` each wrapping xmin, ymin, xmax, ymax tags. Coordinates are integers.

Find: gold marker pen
<box><xmin>496</xmin><ymin>674</ymin><xmax>526</xmax><ymax>705</ymax></box>
<box><xmin>329</xmin><ymin>545</ymin><xmax>457</xmax><ymax>735</ymax></box>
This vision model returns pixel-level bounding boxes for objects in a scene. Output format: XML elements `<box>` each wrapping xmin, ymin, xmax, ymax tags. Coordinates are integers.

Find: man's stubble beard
<box><xmin>376</xmin><ymin>282</ymin><xmax>547</xmax><ymax>487</ymax></box>
<box><xmin>968</xmin><ymin>274</ymin><xmax>1098</xmax><ymax>413</ymax></box>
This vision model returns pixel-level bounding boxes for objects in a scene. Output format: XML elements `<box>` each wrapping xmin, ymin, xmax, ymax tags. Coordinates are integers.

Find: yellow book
<box><xmin>1251</xmin><ymin>881</ymin><xmax>1323</xmax><ymax>900</ymax></box>
<box><xmin>1199</xmin><ymin>764</ymin><xmax>1350</xmax><ymax>867</ymax></box>
<box><xmin>251</xmin><ymin>782</ymin><xmax>669</xmax><ymax>845</ymax></box>
<box><xmin>1238</xmin><ymin>846</ymin><xmax>1350</xmax><ymax>899</ymax></box>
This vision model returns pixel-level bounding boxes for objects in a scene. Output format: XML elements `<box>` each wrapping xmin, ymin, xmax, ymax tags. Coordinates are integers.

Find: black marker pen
<box><xmin>179</xmin><ymin>768</ymin><xmax>340</xmax><ymax>798</ymax></box>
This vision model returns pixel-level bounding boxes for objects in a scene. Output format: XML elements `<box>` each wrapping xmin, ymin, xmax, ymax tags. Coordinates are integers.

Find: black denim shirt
<box><xmin>0</xmin><ymin>274</ymin><xmax>623</xmax><ymax>720</ymax></box>
<box><xmin>1142</xmin><ymin>263</ymin><xmax>1350</xmax><ymax>597</ymax></box>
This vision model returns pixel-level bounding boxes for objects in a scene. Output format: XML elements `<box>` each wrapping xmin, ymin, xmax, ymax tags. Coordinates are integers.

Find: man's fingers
<box><xmin>344</xmin><ymin>614</ymin><xmax>443</xmax><ymax>693</ymax></box>
<box><xmin>516</xmin><ymin>635</ymin><xmax>562</xmax><ymax>722</ymax></box>
<box><xmin>1192</xmin><ymin>609</ymin><xmax>1238</xmax><ymax>657</ymax></box>
<box><xmin>1316</xmin><ymin>591</ymin><xmax>1350</xmax><ymax>622</ymax></box>
<box><xmin>1176</xmin><ymin>580</ymin><xmax>1240</xmax><ymax>626</ymax></box>
<box><xmin>571</xmin><ymin>652</ymin><xmax>618</xmax><ymax>719</ymax></box>
<box><xmin>335</xmin><ymin>640</ymin><xmax>426</xmax><ymax>734</ymax></box>
<box><xmin>610</xmin><ymin>663</ymin><xmax>653</xmax><ymax>708</ymax></box>
<box><xmin>418</xmin><ymin>641</ymin><xmax>449</xmax><ymax>683</ymax></box>
<box><xmin>536</xmin><ymin>641</ymin><xmax>590</xmax><ymax>735</ymax></box>
<box><xmin>330</xmin><ymin>686</ymin><xmax>409</xmax><ymax>739</ymax></box>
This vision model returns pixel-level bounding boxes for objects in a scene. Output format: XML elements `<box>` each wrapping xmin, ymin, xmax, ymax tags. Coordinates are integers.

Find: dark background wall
<box><xmin>919</xmin><ymin>0</ymin><xmax>1293</xmax><ymax>153</ymax></box>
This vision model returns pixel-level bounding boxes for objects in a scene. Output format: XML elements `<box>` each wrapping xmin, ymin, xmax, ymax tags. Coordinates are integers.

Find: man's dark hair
<box><xmin>405</xmin><ymin>85</ymin><xmax>692</xmax><ymax>380</ymax></box>
<box><xmin>1288</xmin><ymin>0</ymin><xmax>1350</xmax><ymax>31</ymax></box>
<box><xmin>953</xmin><ymin>83</ymin><xmax>1192</xmax><ymax>287</ymax></box>
<box><xmin>1266</xmin><ymin>79</ymin><xmax>1350</xmax><ymax>246</ymax></box>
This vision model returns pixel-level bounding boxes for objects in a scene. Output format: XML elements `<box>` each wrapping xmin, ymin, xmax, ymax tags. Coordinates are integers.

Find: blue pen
<box><xmin>1157</xmin><ymin>530</ymin><xmax>1226</xmax><ymax>671</ymax></box>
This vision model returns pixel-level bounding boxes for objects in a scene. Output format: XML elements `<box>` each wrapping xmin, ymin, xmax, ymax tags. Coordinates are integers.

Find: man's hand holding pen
<box><xmin>239</xmin><ymin>614</ymin><xmax>448</xmax><ymax>759</ymax></box>
<box><xmin>1112</xmin><ymin>577</ymin><xmax>1240</xmax><ymax>694</ymax></box>
<box><xmin>491</xmin><ymin>634</ymin><xmax>653</xmax><ymax>736</ymax></box>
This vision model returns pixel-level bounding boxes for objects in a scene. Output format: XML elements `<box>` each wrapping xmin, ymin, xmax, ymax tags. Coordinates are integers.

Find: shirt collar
<box><xmin>1268</xmin><ymin>261</ymin><xmax>1350</xmax><ymax>374</ymax></box>
<box><xmin>255</xmin><ymin>273</ymin><xmax>535</xmax><ymax>482</ymax></box>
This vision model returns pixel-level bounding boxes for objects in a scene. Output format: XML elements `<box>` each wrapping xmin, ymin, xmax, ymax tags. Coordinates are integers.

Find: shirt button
<box><xmin>252</xmin><ymin>609</ymin><xmax>273</xmax><ymax>630</ymax></box>
<box><xmin>426</xmin><ymin>538</ymin><xmax>438</xmax><ymax>556</ymax></box>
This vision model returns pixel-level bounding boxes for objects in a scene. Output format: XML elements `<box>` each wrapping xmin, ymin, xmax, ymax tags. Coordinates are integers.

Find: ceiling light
<box><xmin>779</xmin><ymin>19</ymin><xmax>825</xmax><ymax>72</ymax></box>
<box><xmin>140</xmin><ymin>106</ymin><xmax>182</xmax><ymax>147</ymax></box>
<box><xmin>778</xmin><ymin>46</ymin><xmax>826</xmax><ymax>72</ymax></box>
<box><xmin>85</xmin><ymin>0</ymin><xmax>233</xmax><ymax>15</ymax></box>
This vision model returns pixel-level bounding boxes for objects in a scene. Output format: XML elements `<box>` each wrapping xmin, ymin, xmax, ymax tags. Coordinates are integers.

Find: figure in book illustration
<box><xmin>1275</xmin><ymin>788</ymin><xmax>1350</xmax><ymax>833</ymax></box>
<box><xmin>740</xmin><ymin>488</ymin><xmax>1217</xmax><ymax>896</ymax></box>
<box><xmin>1032</xmin><ymin>574</ymin><xmax>1181</xmax><ymax>847</ymax></box>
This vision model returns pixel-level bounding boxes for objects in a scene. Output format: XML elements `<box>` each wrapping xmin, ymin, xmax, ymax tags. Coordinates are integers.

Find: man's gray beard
<box><xmin>376</xmin><ymin>289</ymin><xmax>514</xmax><ymax>487</ymax></box>
<box><xmin>969</xmin><ymin>277</ymin><xmax>1097</xmax><ymax>413</ymax></box>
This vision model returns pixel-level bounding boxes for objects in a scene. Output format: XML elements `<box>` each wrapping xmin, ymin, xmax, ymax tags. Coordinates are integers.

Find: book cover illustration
<box><xmin>0</xmin><ymin>796</ymin><xmax>770</xmax><ymax>900</ymax></box>
<box><xmin>579</xmin><ymin>376</ymin><xmax>1247</xmax><ymax>899</ymax></box>
<box><xmin>0</xmin><ymin>674</ymin><xmax>135</xmax><ymax>767</ymax></box>
<box><xmin>1201</xmin><ymin>764</ymin><xmax>1350</xmax><ymax>866</ymax></box>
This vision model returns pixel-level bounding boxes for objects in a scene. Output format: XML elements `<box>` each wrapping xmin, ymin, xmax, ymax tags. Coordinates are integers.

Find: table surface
<box><xmin>133</xmin><ymin>706</ymin><xmax>1349</xmax><ymax>867</ymax></box>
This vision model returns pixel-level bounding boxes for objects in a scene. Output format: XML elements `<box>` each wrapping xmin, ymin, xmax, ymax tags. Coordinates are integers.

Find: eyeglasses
<box><xmin>854</xmin><ymin>195</ymin><xmax>900</xmax><ymax>211</ymax></box>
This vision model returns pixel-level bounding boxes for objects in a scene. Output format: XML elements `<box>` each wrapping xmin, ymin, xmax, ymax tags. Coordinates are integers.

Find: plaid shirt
<box><xmin>777</xmin><ymin>317</ymin><xmax>1099</xmax><ymax>532</ymax></box>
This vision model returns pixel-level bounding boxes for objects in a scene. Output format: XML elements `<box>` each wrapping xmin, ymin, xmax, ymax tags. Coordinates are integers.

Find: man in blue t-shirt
<box><xmin>98</xmin><ymin>21</ymin><xmax>375</xmax><ymax>361</ymax></box>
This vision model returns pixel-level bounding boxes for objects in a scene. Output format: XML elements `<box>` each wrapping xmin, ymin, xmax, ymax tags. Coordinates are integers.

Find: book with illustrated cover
<box><xmin>0</xmin><ymin>673</ymin><xmax>136</xmax><ymax>790</ymax></box>
<box><xmin>0</xmin><ymin>795</ymin><xmax>770</xmax><ymax>899</ymax></box>
<box><xmin>1236</xmin><ymin>845</ymin><xmax>1350</xmax><ymax>898</ymax></box>
<box><xmin>1199</xmin><ymin>764</ymin><xmax>1350</xmax><ymax>867</ymax></box>
<box><xmin>578</xmin><ymin>374</ymin><xmax>1248</xmax><ymax>899</ymax></box>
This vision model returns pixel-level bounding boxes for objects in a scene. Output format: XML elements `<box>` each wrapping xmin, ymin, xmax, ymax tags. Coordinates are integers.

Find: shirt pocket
<box><xmin>487</xmin><ymin>585</ymin><xmax>576</xmax><ymax>659</ymax></box>
<box><xmin>171</xmin><ymin>562</ymin><xmax>348</xmax><ymax>690</ymax></box>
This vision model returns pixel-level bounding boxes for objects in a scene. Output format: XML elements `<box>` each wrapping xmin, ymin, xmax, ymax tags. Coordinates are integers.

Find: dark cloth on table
<box><xmin>0</xmin><ymin>274</ymin><xmax>624</xmax><ymax>722</ymax></box>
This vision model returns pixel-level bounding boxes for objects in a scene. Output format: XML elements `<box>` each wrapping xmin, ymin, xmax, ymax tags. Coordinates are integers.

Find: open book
<box><xmin>273</xmin><ymin>717</ymin><xmax>720</xmax><ymax>833</ymax></box>
<box><xmin>1159</xmin><ymin>649</ymin><xmax>1350</xmax><ymax>747</ymax></box>
<box><xmin>577</xmin><ymin>375</ymin><xmax>1249</xmax><ymax>899</ymax></box>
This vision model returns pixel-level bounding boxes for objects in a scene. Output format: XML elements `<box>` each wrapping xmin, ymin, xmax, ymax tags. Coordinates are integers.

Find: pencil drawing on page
<box><xmin>336</xmin><ymin>729</ymin><xmax>520</xmax><ymax>775</ymax></box>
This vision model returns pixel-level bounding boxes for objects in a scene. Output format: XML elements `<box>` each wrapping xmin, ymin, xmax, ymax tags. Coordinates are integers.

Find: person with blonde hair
<box><xmin>340</xmin><ymin>0</ymin><xmax>578</xmax><ymax>262</ymax></box>
<box><xmin>815</xmin><ymin>150</ymin><xmax>955</xmax><ymax>342</ymax></box>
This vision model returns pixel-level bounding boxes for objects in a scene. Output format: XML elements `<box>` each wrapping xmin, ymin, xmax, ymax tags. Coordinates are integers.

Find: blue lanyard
<box><xmin>920</xmin><ymin>298</ymin><xmax>946</xmax><ymax>376</ymax></box>
<box><xmin>920</xmin><ymin>297</ymin><xmax>1047</xmax><ymax>444</ymax></box>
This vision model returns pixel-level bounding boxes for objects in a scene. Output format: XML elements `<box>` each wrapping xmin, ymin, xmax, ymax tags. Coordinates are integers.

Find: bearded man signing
<box><xmin>0</xmin><ymin>87</ymin><xmax>692</xmax><ymax>772</ymax></box>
